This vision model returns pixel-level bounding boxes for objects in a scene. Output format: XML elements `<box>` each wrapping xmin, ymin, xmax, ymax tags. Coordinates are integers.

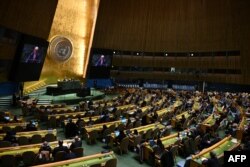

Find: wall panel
<box><xmin>94</xmin><ymin>0</ymin><xmax>250</xmax><ymax>84</ymax></box>
<box><xmin>0</xmin><ymin>0</ymin><xmax>58</xmax><ymax>39</ymax></box>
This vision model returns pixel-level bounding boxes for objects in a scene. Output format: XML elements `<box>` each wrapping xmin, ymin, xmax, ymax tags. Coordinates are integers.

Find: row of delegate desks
<box><xmin>48</xmin><ymin>112</ymin><xmax>86</xmax><ymax>120</ymax></box>
<box><xmin>143</xmin><ymin>132</ymin><xmax>180</xmax><ymax>160</ymax></box>
<box><xmin>171</xmin><ymin>111</ymin><xmax>191</xmax><ymax>128</ymax></box>
<box><xmin>0</xmin><ymin>129</ymin><xmax>57</xmax><ymax>140</ymax></box>
<box><xmin>0</xmin><ymin>139</ymin><xmax>73</xmax><ymax>157</ymax></box>
<box><xmin>116</xmin><ymin>104</ymin><xmax>136</xmax><ymax>110</ymax></box>
<box><xmin>0</xmin><ymin>122</ymin><xmax>30</xmax><ymax>131</ymax></box>
<box><xmin>200</xmin><ymin>114</ymin><xmax>220</xmax><ymax>133</ymax></box>
<box><xmin>110</xmin><ymin>122</ymin><xmax>165</xmax><ymax>139</ymax></box>
<box><xmin>170</xmin><ymin>100</ymin><xmax>202</xmax><ymax>128</ymax></box>
<box><xmin>84</xmin><ymin>120</ymin><xmax>126</xmax><ymax>134</ymax></box>
<box><xmin>35</xmin><ymin>103</ymin><xmax>66</xmax><ymax>109</ymax></box>
<box><xmin>48</xmin><ymin>103</ymin><xmax>137</xmax><ymax>121</ymax></box>
<box><xmin>126</xmin><ymin>105</ymin><xmax>152</xmax><ymax>116</ymax></box>
<box><xmin>33</xmin><ymin>151</ymin><xmax>116</xmax><ymax>167</ymax></box>
<box><xmin>153</xmin><ymin>100</ymin><xmax>183</xmax><ymax>118</ymax></box>
<box><xmin>190</xmin><ymin>135</ymin><xmax>240</xmax><ymax>167</ymax></box>
<box><xmin>0</xmin><ymin>111</ymin><xmax>24</xmax><ymax>123</ymax></box>
<box><xmin>63</xmin><ymin>115</ymin><xmax>114</xmax><ymax>125</ymax></box>
<box><xmin>38</xmin><ymin>107</ymin><xmax>75</xmax><ymax>114</ymax></box>
<box><xmin>192</xmin><ymin>101</ymin><xmax>201</xmax><ymax>111</ymax></box>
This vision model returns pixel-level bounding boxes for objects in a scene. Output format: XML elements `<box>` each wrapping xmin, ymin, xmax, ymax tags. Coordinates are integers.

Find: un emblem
<box><xmin>49</xmin><ymin>36</ymin><xmax>73</xmax><ymax>62</ymax></box>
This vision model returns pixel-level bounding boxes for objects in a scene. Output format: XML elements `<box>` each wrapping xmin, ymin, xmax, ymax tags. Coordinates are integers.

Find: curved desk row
<box><xmin>32</xmin><ymin>151</ymin><xmax>117</xmax><ymax>167</ymax></box>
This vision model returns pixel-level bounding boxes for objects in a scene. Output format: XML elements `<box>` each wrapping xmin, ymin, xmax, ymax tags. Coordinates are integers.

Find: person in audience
<box><xmin>39</xmin><ymin>141</ymin><xmax>52</xmax><ymax>161</ymax></box>
<box><xmin>3</xmin><ymin>131</ymin><xmax>17</xmax><ymax>145</ymax></box>
<box><xmin>150</xmin><ymin>110</ymin><xmax>159</xmax><ymax>123</ymax></box>
<box><xmin>76</xmin><ymin>116</ymin><xmax>84</xmax><ymax>133</ymax></box>
<box><xmin>126</xmin><ymin>119</ymin><xmax>132</xmax><ymax>129</ymax></box>
<box><xmin>180</xmin><ymin>114</ymin><xmax>186</xmax><ymax>124</ymax></box>
<box><xmin>202</xmin><ymin>151</ymin><xmax>221</xmax><ymax>167</ymax></box>
<box><xmin>115</xmin><ymin>130</ymin><xmax>126</xmax><ymax>143</ymax></box>
<box><xmin>65</xmin><ymin>149</ymin><xmax>76</xmax><ymax>160</ymax></box>
<box><xmin>225</xmin><ymin>122</ymin><xmax>237</xmax><ymax>136</ymax></box>
<box><xmin>87</xmin><ymin>117</ymin><xmax>94</xmax><ymax>126</ymax></box>
<box><xmin>26</xmin><ymin>120</ymin><xmax>37</xmax><ymax>131</ymax></box>
<box><xmin>135</xmin><ymin>108</ymin><xmax>142</xmax><ymax>118</ymax></box>
<box><xmin>70</xmin><ymin>136</ymin><xmax>82</xmax><ymax>150</ymax></box>
<box><xmin>100</xmin><ymin>124</ymin><xmax>108</xmax><ymax>135</ymax></box>
<box><xmin>100</xmin><ymin>112</ymin><xmax>110</xmax><ymax>123</ymax></box>
<box><xmin>52</xmin><ymin>140</ymin><xmax>69</xmax><ymax>158</ymax></box>
<box><xmin>12</xmin><ymin>115</ymin><xmax>20</xmax><ymax>123</ymax></box>
<box><xmin>160</xmin><ymin>148</ymin><xmax>174</xmax><ymax>167</ymax></box>
<box><xmin>141</xmin><ymin>114</ymin><xmax>148</xmax><ymax>126</ymax></box>
<box><xmin>65</xmin><ymin>118</ymin><xmax>78</xmax><ymax>138</ymax></box>
<box><xmin>242</xmin><ymin>140</ymin><xmax>250</xmax><ymax>151</ymax></box>
<box><xmin>200</xmin><ymin>129</ymin><xmax>214</xmax><ymax>149</ymax></box>
<box><xmin>133</xmin><ymin>129</ymin><xmax>139</xmax><ymax>136</ymax></box>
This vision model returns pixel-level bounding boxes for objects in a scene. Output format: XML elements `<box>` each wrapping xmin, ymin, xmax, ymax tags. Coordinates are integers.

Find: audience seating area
<box><xmin>0</xmin><ymin>88</ymin><xmax>249</xmax><ymax>167</ymax></box>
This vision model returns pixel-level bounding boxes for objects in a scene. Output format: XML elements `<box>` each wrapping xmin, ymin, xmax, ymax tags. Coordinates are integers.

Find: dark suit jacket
<box><xmin>160</xmin><ymin>150</ymin><xmax>174</xmax><ymax>167</ymax></box>
<box><xmin>70</xmin><ymin>140</ymin><xmax>82</xmax><ymax>150</ymax></box>
<box><xmin>206</xmin><ymin>158</ymin><xmax>221</xmax><ymax>167</ymax></box>
<box><xmin>52</xmin><ymin>146</ymin><xmax>69</xmax><ymax>157</ymax></box>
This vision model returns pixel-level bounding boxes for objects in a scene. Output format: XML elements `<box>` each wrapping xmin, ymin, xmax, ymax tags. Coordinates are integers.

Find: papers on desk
<box><xmin>201</xmin><ymin>157</ymin><xmax>208</xmax><ymax>161</ymax></box>
<box><xmin>231</xmin><ymin>138</ymin><xmax>238</xmax><ymax>143</ymax></box>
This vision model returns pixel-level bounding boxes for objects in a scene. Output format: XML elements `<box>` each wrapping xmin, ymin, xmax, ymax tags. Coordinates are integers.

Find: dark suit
<box><xmin>160</xmin><ymin>150</ymin><xmax>174</xmax><ymax>167</ymax></box>
<box><xmin>70</xmin><ymin>140</ymin><xmax>82</xmax><ymax>150</ymax></box>
<box><xmin>206</xmin><ymin>158</ymin><xmax>221</xmax><ymax>167</ymax></box>
<box><xmin>65</xmin><ymin>122</ymin><xmax>78</xmax><ymax>138</ymax></box>
<box><xmin>52</xmin><ymin>145</ymin><xmax>69</xmax><ymax>157</ymax></box>
<box><xmin>116</xmin><ymin>132</ymin><xmax>126</xmax><ymax>143</ymax></box>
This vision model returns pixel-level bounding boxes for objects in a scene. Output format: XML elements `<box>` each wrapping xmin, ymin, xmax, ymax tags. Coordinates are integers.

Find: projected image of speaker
<box><xmin>87</xmin><ymin>49</ymin><xmax>113</xmax><ymax>79</ymax></box>
<box><xmin>20</xmin><ymin>44</ymin><xmax>47</xmax><ymax>64</ymax></box>
<box><xmin>91</xmin><ymin>54</ymin><xmax>111</xmax><ymax>67</ymax></box>
<box><xmin>9</xmin><ymin>34</ymin><xmax>49</xmax><ymax>82</ymax></box>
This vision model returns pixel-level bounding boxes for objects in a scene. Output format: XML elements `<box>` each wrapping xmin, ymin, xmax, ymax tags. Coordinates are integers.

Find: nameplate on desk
<box><xmin>224</xmin><ymin>151</ymin><xmax>250</xmax><ymax>167</ymax></box>
<box><xmin>48</xmin><ymin>129</ymin><xmax>53</xmax><ymax>134</ymax></box>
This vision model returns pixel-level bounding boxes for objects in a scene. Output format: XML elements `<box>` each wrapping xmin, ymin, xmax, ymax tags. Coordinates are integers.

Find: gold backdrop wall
<box><xmin>40</xmin><ymin>0</ymin><xmax>100</xmax><ymax>84</ymax></box>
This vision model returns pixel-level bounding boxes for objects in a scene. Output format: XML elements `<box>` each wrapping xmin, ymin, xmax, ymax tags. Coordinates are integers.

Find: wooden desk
<box><xmin>0</xmin><ymin>122</ymin><xmax>38</xmax><ymax>131</ymax></box>
<box><xmin>84</xmin><ymin>120</ymin><xmax>125</xmax><ymax>134</ymax></box>
<box><xmin>146</xmin><ymin>100</ymin><xmax>182</xmax><ymax>121</ymax></box>
<box><xmin>48</xmin><ymin>112</ymin><xmax>86</xmax><ymax>120</ymax></box>
<box><xmin>236</xmin><ymin>116</ymin><xmax>247</xmax><ymax>140</ymax></box>
<box><xmin>192</xmin><ymin>102</ymin><xmax>201</xmax><ymax>111</ymax></box>
<box><xmin>173</xmin><ymin>100</ymin><xmax>183</xmax><ymax>108</ymax></box>
<box><xmin>111</xmin><ymin>122</ymin><xmax>165</xmax><ymax>139</ymax></box>
<box><xmin>126</xmin><ymin>106</ymin><xmax>152</xmax><ymax>116</ymax></box>
<box><xmin>0</xmin><ymin>139</ymin><xmax>72</xmax><ymax>157</ymax></box>
<box><xmin>171</xmin><ymin>111</ymin><xmax>190</xmax><ymax>127</ymax></box>
<box><xmin>0</xmin><ymin>129</ymin><xmax>57</xmax><ymax>140</ymax></box>
<box><xmin>38</xmin><ymin>107</ymin><xmax>74</xmax><ymax>113</ymax></box>
<box><xmin>63</xmin><ymin>115</ymin><xmax>114</xmax><ymax>125</ymax></box>
<box><xmin>143</xmin><ymin>133</ymin><xmax>179</xmax><ymax>161</ymax></box>
<box><xmin>200</xmin><ymin>114</ymin><xmax>220</xmax><ymax>133</ymax></box>
<box><xmin>0</xmin><ymin>112</ymin><xmax>24</xmax><ymax>123</ymax></box>
<box><xmin>33</xmin><ymin>151</ymin><xmax>116</xmax><ymax>167</ymax></box>
<box><xmin>154</xmin><ymin>107</ymin><xmax>171</xmax><ymax>117</ymax></box>
<box><xmin>191</xmin><ymin>136</ymin><xmax>240</xmax><ymax>167</ymax></box>
<box><xmin>116</xmin><ymin>104</ymin><xmax>135</xmax><ymax>110</ymax></box>
<box><xmin>36</xmin><ymin>104</ymin><xmax>66</xmax><ymax>109</ymax></box>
